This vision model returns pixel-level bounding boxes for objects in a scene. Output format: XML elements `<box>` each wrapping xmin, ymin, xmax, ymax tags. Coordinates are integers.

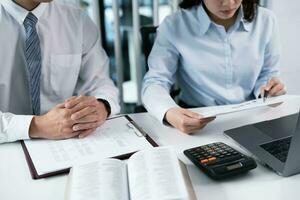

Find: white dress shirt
<box><xmin>0</xmin><ymin>0</ymin><xmax>120</xmax><ymax>143</ymax></box>
<box><xmin>142</xmin><ymin>5</ymin><xmax>281</xmax><ymax>123</ymax></box>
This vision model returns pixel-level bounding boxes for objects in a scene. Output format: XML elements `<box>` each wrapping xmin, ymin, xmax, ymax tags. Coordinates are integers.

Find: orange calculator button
<box><xmin>200</xmin><ymin>159</ymin><xmax>209</xmax><ymax>164</ymax></box>
<box><xmin>208</xmin><ymin>157</ymin><xmax>216</xmax><ymax>161</ymax></box>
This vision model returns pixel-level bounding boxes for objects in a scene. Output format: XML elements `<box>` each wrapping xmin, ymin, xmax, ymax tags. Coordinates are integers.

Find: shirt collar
<box><xmin>197</xmin><ymin>4</ymin><xmax>211</xmax><ymax>36</ymax></box>
<box><xmin>197</xmin><ymin>3</ymin><xmax>251</xmax><ymax>35</ymax></box>
<box><xmin>1</xmin><ymin>0</ymin><xmax>47</xmax><ymax>25</ymax></box>
<box><xmin>237</xmin><ymin>5</ymin><xmax>251</xmax><ymax>32</ymax></box>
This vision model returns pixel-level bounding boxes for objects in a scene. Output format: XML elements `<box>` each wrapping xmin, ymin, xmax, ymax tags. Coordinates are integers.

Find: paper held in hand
<box><xmin>199</xmin><ymin>95</ymin><xmax>288</xmax><ymax>118</ymax></box>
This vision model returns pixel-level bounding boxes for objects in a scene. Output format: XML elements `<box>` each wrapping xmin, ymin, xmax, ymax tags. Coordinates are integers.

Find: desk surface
<box><xmin>1</xmin><ymin>96</ymin><xmax>300</xmax><ymax>200</ymax></box>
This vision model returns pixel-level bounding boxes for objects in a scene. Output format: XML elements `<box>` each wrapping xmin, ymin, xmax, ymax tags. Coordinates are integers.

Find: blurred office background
<box><xmin>58</xmin><ymin>0</ymin><xmax>300</xmax><ymax>113</ymax></box>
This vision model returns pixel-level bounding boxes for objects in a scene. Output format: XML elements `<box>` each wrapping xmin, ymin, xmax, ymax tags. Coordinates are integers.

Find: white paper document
<box><xmin>23</xmin><ymin>116</ymin><xmax>154</xmax><ymax>176</ymax></box>
<box><xmin>200</xmin><ymin>95</ymin><xmax>287</xmax><ymax>118</ymax></box>
<box><xmin>65</xmin><ymin>147</ymin><xmax>190</xmax><ymax>200</ymax></box>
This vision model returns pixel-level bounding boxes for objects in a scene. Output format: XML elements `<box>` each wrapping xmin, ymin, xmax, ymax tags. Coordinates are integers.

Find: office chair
<box><xmin>134</xmin><ymin>26</ymin><xmax>180</xmax><ymax>113</ymax></box>
<box><xmin>140</xmin><ymin>26</ymin><xmax>158</xmax><ymax>71</ymax></box>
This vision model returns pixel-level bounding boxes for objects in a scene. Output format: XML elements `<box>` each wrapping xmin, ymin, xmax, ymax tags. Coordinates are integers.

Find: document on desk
<box><xmin>21</xmin><ymin>115</ymin><xmax>158</xmax><ymax>179</ymax></box>
<box><xmin>200</xmin><ymin>95</ymin><xmax>287</xmax><ymax>118</ymax></box>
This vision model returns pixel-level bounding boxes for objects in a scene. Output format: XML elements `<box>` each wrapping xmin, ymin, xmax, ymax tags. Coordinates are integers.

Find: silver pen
<box><xmin>263</xmin><ymin>90</ymin><xmax>269</xmax><ymax>103</ymax></box>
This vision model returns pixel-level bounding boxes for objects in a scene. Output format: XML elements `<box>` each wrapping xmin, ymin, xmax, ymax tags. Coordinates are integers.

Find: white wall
<box><xmin>269</xmin><ymin>0</ymin><xmax>300</xmax><ymax>94</ymax></box>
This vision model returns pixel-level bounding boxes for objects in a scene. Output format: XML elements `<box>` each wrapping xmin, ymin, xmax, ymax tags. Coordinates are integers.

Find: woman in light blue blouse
<box><xmin>142</xmin><ymin>0</ymin><xmax>286</xmax><ymax>134</ymax></box>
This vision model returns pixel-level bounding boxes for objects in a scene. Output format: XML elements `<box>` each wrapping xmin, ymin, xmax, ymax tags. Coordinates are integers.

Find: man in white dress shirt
<box><xmin>0</xmin><ymin>0</ymin><xmax>120</xmax><ymax>143</ymax></box>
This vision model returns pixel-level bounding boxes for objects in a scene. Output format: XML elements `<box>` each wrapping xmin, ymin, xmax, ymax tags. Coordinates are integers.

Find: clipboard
<box><xmin>21</xmin><ymin>115</ymin><xmax>158</xmax><ymax>179</ymax></box>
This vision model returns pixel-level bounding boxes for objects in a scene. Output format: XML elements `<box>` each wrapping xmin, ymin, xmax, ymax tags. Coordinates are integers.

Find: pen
<box><xmin>263</xmin><ymin>89</ymin><xmax>269</xmax><ymax>103</ymax></box>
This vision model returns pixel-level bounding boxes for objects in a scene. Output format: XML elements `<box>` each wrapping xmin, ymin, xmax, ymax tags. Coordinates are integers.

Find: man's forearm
<box><xmin>29</xmin><ymin>116</ymin><xmax>44</xmax><ymax>139</ymax></box>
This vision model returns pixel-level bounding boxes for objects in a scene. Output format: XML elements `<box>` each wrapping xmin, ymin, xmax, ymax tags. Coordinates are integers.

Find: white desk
<box><xmin>1</xmin><ymin>96</ymin><xmax>300</xmax><ymax>200</ymax></box>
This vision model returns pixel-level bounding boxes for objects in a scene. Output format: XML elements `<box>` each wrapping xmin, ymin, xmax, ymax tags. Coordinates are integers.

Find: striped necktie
<box><xmin>23</xmin><ymin>12</ymin><xmax>41</xmax><ymax>115</ymax></box>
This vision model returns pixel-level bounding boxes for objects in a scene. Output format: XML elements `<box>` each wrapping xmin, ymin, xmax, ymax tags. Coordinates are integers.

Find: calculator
<box><xmin>184</xmin><ymin>142</ymin><xmax>257</xmax><ymax>179</ymax></box>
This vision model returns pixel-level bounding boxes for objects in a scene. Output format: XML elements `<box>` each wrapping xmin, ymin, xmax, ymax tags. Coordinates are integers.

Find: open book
<box><xmin>65</xmin><ymin>147</ymin><xmax>195</xmax><ymax>200</ymax></box>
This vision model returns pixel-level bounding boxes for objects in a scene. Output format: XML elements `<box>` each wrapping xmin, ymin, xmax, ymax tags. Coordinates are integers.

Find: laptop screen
<box><xmin>253</xmin><ymin>113</ymin><xmax>299</xmax><ymax>140</ymax></box>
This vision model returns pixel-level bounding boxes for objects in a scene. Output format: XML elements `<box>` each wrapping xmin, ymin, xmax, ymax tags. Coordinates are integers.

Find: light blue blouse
<box><xmin>142</xmin><ymin>4</ymin><xmax>281</xmax><ymax>122</ymax></box>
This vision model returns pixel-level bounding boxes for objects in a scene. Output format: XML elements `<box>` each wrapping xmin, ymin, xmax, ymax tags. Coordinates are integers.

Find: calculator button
<box><xmin>208</xmin><ymin>157</ymin><xmax>217</xmax><ymax>161</ymax></box>
<box><xmin>214</xmin><ymin>155</ymin><xmax>243</xmax><ymax>164</ymax></box>
<box><xmin>200</xmin><ymin>159</ymin><xmax>209</xmax><ymax>164</ymax></box>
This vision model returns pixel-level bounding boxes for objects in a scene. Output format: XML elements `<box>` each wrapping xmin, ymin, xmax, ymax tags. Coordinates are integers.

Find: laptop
<box><xmin>224</xmin><ymin>111</ymin><xmax>300</xmax><ymax>177</ymax></box>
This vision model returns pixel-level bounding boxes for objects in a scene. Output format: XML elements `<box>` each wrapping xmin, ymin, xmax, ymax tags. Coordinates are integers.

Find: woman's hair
<box><xmin>179</xmin><ymin>0</ymin><xmax>260</xmax><ymax>22</ymax></box>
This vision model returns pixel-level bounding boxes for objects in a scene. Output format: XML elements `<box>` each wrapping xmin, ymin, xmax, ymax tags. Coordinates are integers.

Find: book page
<box><xmin>24</xmin><ymin>116</ymin><xmax>153</xmax><ymax>175</ymax></box>
<box><xmin>127</xmin><ymin>147</ymin><xmax>189</xmax><ymax>200</ymax></box>
<box><xmin>66</xmin><ymin>159</ymin><xmax>129</xmax><ymax>200</ymax></box>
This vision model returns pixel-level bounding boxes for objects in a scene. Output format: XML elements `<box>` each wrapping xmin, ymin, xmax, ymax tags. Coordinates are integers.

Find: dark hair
<box><xmin>179</xmin><ymin>0</ymin><xmax>260</xmax><ymax>22</ymax></box>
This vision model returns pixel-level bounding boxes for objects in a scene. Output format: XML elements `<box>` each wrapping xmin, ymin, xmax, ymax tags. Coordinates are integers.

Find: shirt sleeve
<box><xmin>142</xmin><ymin>18</ymin><xmax>180</xmax><ymax>123</ymax></box>
<box><xmin>142</xmin><ymin>85</ymin><xmax>179</xmax><ymax>123</ymax></box>
<box><xmin>0</xmin><ymin>112</ymin><xmax>33</xmax><ymax>144</ymax></box>
<box><xmin>253</xmin><ymin>12</ymin><xmax>281</xmax><ymax>98</ymax></box>
<box><xmin>74</xmin><ymin>13</ymin><xmax>120</xmax><ymax>116</ymax></box>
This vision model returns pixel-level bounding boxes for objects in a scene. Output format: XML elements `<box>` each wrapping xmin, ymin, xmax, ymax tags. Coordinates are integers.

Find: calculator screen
<box><xmin>226</xmin><ymin>163</ymin><xmax>243</xmax><ymax>171</ymax></box>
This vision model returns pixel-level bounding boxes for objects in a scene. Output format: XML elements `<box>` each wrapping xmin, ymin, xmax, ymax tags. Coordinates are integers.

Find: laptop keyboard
<box><xmin>260</xmin><ymin>136</ymin><xmax>292</xmax><ymax>163</ymax></box>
